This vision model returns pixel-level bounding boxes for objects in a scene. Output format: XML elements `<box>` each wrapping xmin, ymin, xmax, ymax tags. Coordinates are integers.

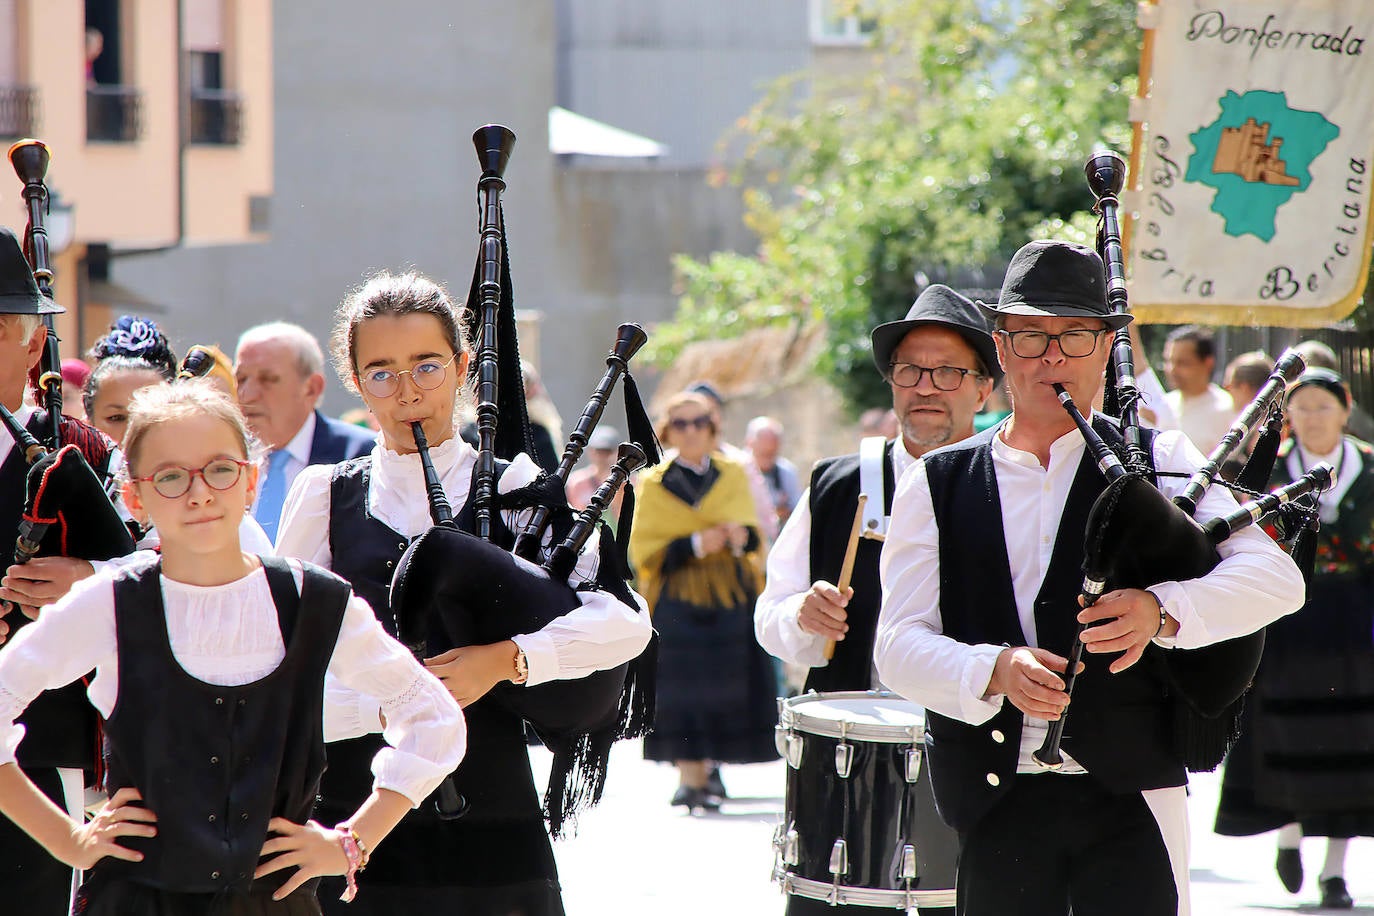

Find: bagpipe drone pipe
<box><xmin>1033</xmin><ymin>151</ymin><xmax>1329</xmax><ymax>773</ymax></box>
<box><xmin>387</xmin><ymin>126</ymin><xmax>659</xmax><ymax>835</ymax></box>
<box><xmin>2</xmin><ymin>140</ymin><xmax>134</xmax><ymax>581</ymax></box>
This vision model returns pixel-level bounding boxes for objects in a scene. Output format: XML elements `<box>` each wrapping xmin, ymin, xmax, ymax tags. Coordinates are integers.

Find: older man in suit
<box><xmin>235</xmin><ymin>321</ymin><xmax>374</xmax><ymax>541</ymax></box>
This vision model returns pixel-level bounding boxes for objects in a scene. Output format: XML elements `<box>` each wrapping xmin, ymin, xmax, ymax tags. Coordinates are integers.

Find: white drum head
<box><xmin>780</xmin><ymin>690</ymin><xmax>924</xmax><ymax>743</ymax></box>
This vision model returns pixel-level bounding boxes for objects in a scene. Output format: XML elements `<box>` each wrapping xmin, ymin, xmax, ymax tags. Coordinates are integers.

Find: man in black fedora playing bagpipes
<box><xmin>875</xmin><ymin>239</ymin><xmax>1305</xmax><ymax>916</ymax></box>
<box><xmin>0</xmin><ymin>226</ymin><xmax>128</xmax><ymax>913</ymax></box>
<box><xmin>755</xmin><ymin>283</ymin><xmax>996</xmax><ymax>915</ymax></box>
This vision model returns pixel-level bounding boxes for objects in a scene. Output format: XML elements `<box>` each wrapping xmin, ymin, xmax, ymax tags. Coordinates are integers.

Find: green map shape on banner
<box><xmin>1185</xmin><ymin>90</ymin><xmax>1340</xmax><ymax>242</ymax></box>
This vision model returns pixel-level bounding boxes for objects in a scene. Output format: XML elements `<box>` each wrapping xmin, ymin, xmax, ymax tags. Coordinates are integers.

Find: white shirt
<box><xmin>252</xmin><ymin>412</ymin><xmax>318</xmax><ymax>519</ymax></box>
<box><xmin>876</xmin><ymin>420</ymin><xmax>1306</xmax><ymax>775</ymax></box>
<box><xmin>1164</xmin><ymin>384</ymin><xmax>1235</xmax><ymax>454</ymax></box>
<box><xmin>1289</xmin><ymin>439</ymin><xmax>1359</xmax><ymax>524</ymax></box>
<box><xmin>274</xmin><ymin>434</ymin><xmax>651</xmax><ymax>690</ymax></box>
<box><xmin>0</xmin><ymin>559</ymin><xmax>465</xmax><ymax>807</ymax></box>
<box><xmin>755</xmin><ymin>439</ymin><xmax>918</xmax><ymax>669</ymax></box>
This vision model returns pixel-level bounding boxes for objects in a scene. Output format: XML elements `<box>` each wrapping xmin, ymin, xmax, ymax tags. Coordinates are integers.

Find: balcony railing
<box><xmin>87</xmin><ymin>85</ymin><xmax>144</xmax><ymax>143</ymax></box>
<box><xmin>0</xmin><ymin>86</ymin><xmax>40</xmax><ymax>138</ymax></box>
<box><xmin>187</xmin><ymin>89</ymin><xmax>244</xmax><ymax>146</ymax></box>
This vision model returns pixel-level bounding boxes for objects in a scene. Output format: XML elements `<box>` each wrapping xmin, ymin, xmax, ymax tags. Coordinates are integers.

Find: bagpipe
<box><xmin>1032</xmin><ymin>151</ymin><xmax>1331</xmax><ymax>773</ymax></box>
<box><xmin>1</xmin><ymin>140</ymin><xmax>133</xmax><ymax>591</ymax></box>
<box><xmin>387</xmin><ymin>125</ymin><xmax>659</xmax><ymax>835</ymax></box>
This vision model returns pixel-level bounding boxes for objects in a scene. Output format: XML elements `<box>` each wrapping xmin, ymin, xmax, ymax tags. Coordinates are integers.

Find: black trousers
<box><xmin>955</xmin><ymin>775</ymin><xmax>1176</xmax><ymax>916</ymax></box>
<box><xmin>0</xmin><ymin>766</ymin><xmax>74</xmax><ymax>916</ymax></box>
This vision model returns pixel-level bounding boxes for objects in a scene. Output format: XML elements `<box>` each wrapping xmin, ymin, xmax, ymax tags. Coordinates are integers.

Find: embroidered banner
<box><xmin>1128</xmin><ymin>0</ymin><xmax>1374</xmax><ymax>326</ymax></box>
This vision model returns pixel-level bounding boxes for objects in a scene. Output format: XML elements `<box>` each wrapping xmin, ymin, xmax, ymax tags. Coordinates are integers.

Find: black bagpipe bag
<box><xmin>1083</xmin><ymin>473</ymin><xmax>1264</xmax><ymax>769</ymax></box>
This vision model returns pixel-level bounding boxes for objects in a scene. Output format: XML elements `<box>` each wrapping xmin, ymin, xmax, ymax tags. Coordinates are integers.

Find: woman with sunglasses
<box><xmin>0</xmin><ymin>380</ymin><xmax>464</xmax><ymax>915</ymax></box>
<box><xmin>630</xmin><ymin>390</ymin><xmax>776</xmax><ymax>811</ymax></box>
<box><xmin>274</xmin><ymin>270</ymin><xmax>650</xmax><ymax>915</ymax></box>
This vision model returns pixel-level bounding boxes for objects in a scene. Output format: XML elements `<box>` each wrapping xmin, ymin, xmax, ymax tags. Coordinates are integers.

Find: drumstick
<box><xmin>822</xmin><ymin>494</ymin><xmax>867</xmax><ymax>661</ymax></box>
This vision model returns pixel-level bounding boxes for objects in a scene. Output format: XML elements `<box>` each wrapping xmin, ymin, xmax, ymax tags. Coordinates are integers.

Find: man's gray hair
<box><xmin>12</xmin><ymin>313</ymin><xmax>42</xmax><ymax>341</ymax></box>
<box><xmin>746</xmin><ymin>416</ymin><xmax>783</xmax><ymax>440</ymax></box>
<box><xmin>236</xmin><ymin>321</ymin><xmax>325</xmax><ymax>379</ymax></box>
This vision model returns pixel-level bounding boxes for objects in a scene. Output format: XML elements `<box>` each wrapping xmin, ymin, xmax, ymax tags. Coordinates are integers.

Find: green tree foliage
<box><xmin>657</xmin><ymin>0</ymin><xmax>1141</xmax><ymax>411</ymax></box>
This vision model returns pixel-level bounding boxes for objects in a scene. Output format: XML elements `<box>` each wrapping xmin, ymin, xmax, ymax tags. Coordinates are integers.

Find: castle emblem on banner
<box><xmin>1187</xmin><ymin>91</ymin><xmax>1339</xmax><ymax>242</ymax></box>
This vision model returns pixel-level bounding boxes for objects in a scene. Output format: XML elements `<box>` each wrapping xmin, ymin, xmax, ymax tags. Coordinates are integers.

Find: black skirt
<box><xmin>1215</xmin><ymin>577</ymin><xmax>1374</xmax><ymax>838</ymax></box>
<box><xmin>72</xmin><ymin>873</ymin><xmax>321</xmax><ymax>916</ymax></box>
<box><xmin>643</xmin><ymin>592</ymin><xmax>779</xmax><ymax>764</ymax></box>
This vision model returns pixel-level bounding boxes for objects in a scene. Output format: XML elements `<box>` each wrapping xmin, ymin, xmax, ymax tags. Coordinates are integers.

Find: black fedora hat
<box><xmin>978</xmin><ymin>239</ymin><xmax>1130</xmax><ymax>330</ymax></box>
<box><xmin>871</xmin><ymin>283</ymin><xmax>1001</xmax><ymax>383</ymax></box>
<box><xmin>0</xmin><ymin>227</ymin><xmax>62</xmax><ymax>315</ymax></box>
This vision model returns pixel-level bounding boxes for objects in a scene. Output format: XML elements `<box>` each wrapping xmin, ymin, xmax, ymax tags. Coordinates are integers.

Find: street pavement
<box><xmin>532</xmin><ymin>742</ymin><xmax>1374</xmax><ymax>915</ymax></box>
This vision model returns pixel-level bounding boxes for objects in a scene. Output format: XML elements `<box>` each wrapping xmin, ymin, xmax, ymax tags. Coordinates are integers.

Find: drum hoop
<box><xmin>781</xmin><ymin>873</ymin><xmax>957</xmax><ymax>909</ymax></box>
<box><xmin>780</xmin><ymin>690</ymin><xmax>925</xmax><ymax>744</ymax></box>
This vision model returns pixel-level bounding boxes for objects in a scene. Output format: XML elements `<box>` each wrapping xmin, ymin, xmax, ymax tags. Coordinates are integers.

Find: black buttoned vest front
<box><xmin>318</xmin><ymin>458</ymin><xmax>555</xmax><ymax>888</ymax></box>
<box><xmin>920</xmin><ymin>421</ymin><xmax>1185</xmax><ymax>834</ymax></box>
<box><xmin>99</xmin><ymin>556</ymin><xmax>347</xmax><ymax>894</ymax></box>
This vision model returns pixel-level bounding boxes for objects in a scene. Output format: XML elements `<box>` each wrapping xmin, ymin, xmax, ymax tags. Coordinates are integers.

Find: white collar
<box><xmin>278</xmin><ymin>411</ymin><xmax>317</xmax><ymax>466</ymax></box>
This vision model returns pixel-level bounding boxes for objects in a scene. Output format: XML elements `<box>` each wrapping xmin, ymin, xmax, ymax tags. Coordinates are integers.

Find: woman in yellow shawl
<box><xmin>631</xmin><ymin>391</ymin><xmax>777</xmax><ymax>811</ymax></box>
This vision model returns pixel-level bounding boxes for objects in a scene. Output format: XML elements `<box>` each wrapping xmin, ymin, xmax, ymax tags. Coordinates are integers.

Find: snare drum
<box><xmin>772</xmin><ymin>691</ymin><xmax>957</xmax><ymax>911</ymax></box>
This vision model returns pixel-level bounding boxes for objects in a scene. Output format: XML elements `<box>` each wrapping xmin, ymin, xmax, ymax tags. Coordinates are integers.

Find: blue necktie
<box><xmin>256</xmin><ymin>449</ymin><xmax>291</xmax><ymax>543</ymax></box>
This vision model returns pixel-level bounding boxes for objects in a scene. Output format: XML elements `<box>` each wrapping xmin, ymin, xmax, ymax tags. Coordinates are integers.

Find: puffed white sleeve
<box><xmin>0</xmin><ymin>571</ymin><xmax>119</xmax><ymax>766</ymax></box>
<box><xmin>275</xmin><ymin>465</ymin><xmax>335</xmax><ymax>567</ymax></box>
<box><xmin>496</xmin><ymin>453</ymin><xmax>654</xmax><ymax>687</ymax></box>
<box><xmin>325</xmin><ymin>591</ymin><xmax>465</xmax><ymax>808</ymax></box>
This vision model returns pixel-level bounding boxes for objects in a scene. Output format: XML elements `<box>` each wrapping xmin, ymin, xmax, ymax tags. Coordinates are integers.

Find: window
<box><xmin>810</xmin><ymin>0</ymin><xmax>879</xmax><ymax>45</ymax></box>
<box><xmin>185</xmin><ymin>0</ymin><xmax>242</xmax><ymax>145</ymax></box>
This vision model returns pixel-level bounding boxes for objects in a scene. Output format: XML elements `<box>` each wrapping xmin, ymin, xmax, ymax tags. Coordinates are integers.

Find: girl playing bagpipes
<box><xmin>0</xmin><ymin>380</ymin><xmax>465</xmax><ymax>915</ymax></box>
<box><xmin>274</xmin><ymin>270</ymin><xmax>651</xmax><ymax>915</ymax></box>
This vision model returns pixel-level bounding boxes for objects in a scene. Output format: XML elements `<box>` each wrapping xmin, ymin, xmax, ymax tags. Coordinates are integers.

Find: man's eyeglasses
<box><xmin>998</xmin><ymin>328</ymin><xmax>1108</xmax><ymax>359</ymax></box>
<box><xmin>360</xmin><ymin>354</ymin><xmax>459</xmax><ymax>399</ymax></box>
<box><xmin>132</xmin><ymin>458</ymin><xmax>251</xmax><ymax>500</ymax></box>
<box><xmin>888</xmin><ymin>363</ymin><xmax>983</xmax><ymax>391</ymax></box>
<box><xmin>668</xmin><ymin>415</ymin><xmax>713</xmax><ymax>432</ymax></box>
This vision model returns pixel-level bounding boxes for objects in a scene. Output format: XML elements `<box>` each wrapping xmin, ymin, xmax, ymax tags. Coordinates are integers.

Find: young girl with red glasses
<box><xmin>0</xmin><ymin>380</ymin><xmax>464</xmax><ymax>915</ymax></box>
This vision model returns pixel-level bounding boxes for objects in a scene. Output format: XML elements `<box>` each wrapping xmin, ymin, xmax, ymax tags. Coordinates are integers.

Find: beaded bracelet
<box><xmin>1148</xmin><ymin>590</ymin><xmax>1167</xmax><ymax>638</ymax></box>
<box><xmin>335</xmin><ymin>826</ymin><xmax>367</xmax><ymax>902</ymax></box>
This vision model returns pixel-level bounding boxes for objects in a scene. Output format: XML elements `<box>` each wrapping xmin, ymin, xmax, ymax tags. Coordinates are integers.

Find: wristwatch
<box><xmin>511</xmin><ymin>644</ymin><xmax>529</xmax><ymax>685</ymax></box>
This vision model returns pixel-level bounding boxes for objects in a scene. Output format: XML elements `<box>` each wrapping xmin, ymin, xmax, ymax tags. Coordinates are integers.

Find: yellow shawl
<box><xmin>630</xmin><ymin>453</ymin><xmax>764</xmax><ymax>613</ymax></box>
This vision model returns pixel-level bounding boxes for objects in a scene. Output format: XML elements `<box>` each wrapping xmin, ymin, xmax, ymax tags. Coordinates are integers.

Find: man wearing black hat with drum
<box><xmin>0</xmin><ymin>227</ymin><xmax>124</xmax><ymax>913</ymax></box>
<box><xmin>875</xmin><ymin>240</ymin><xmax>1305</xmax><ymax>916</ymax></box>
<box><xmin>756</xmin><ymin>283</ymin><xmax>996</xmax><ymax>914</ymax></box>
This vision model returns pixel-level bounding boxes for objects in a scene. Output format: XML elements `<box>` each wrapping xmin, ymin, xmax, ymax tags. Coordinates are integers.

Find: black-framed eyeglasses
<box><xmin>668</xmin><ymin>415</ymin><xmax>714</xmax><ymax>432</ymax></box>
<box><xmin>132</xmin><ymin>458</ymin><xmax>251</xmax><ymax>500</ymax></box>
<box><xmin>360</xmin><ymin>354</ymin><xmax>459</xmax><ymax>399</ymax></box>
<box><xmin>888</xmin><ymin>363</ymin><xmax>984</xmax><ymax>391</ymax></box>
<box><xmin>998</xmin><ymin>328</ymin><xmax>1108</xmax><ymax>359</ymax></box>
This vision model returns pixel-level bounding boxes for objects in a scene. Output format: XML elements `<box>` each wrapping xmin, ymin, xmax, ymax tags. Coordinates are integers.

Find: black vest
<box><xmin>803</xmin><ymin>443</ymin><xmax>895</xmax><ymax>693</ymax></box>
<box><xmin>921</xmin><ymin>421</ymin><xmax>1185</xmax><ymax>834</ymax></box>
<box><xmin>99</xmin><ymin>556</ymin><xmax>347</xmax><ymax>894</ymax></box>
<box><xmin>319</xmin><ymin>457</ymin><xmax>556</xmax><ymax>889</ymax></box>
<box><xmin>2</xmin><ymin>410</ymin><xmax>99</xmax><ymax>770</ymax></box>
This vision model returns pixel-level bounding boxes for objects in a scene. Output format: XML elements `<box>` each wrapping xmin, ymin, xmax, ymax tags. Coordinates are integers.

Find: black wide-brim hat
<box><xmin>0</xmin><ymin>227</ymin><xmax>63</xmax><ymax>315</ymax></box>
<box><xmin>977</xmin><ymin>239</ymin><xmax>1130</xmax><ymax>331</ymax></box>
<box><xmin>871</xmin><ymin>283</ymin><xmax>1002</xmax><ymax>383</ymax></box>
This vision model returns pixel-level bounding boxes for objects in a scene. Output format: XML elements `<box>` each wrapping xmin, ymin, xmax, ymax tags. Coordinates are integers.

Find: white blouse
<box><xmin>0</xmin><ymin>560</ymin><xmax>465</xmax><ymax>808</ymax></box>
<box><xmin>274</xmin><ymin>435</ymin><xmax>652</xmax><ymax>691</ymax></box>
